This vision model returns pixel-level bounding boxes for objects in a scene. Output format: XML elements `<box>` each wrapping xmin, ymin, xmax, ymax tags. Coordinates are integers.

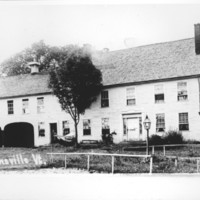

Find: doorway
<box><xmin>123</xmin><ymin>118</ymin><xmax>140</xmax><ymax>141</ymax></box>
<box><xmin>50</xmin><ymin>123</ymin><xmax>57</xmax><ymax>143</ymax></box>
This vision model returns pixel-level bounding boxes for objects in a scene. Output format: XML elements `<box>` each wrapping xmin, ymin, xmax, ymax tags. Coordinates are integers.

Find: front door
<box><xmin>126</xmin><ymin>118</ymin><xmax>140</xmax><ymax>140</ymax></box>
<box><xmin>50</xmin><ymin>123</ymin><xmax>57</xmax><ymax>143</ymax></box>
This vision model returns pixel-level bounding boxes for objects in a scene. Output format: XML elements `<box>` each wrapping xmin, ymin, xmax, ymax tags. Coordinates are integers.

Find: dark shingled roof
<box><xmin>1</xmin><ymin>38</ymin><xmax>200</xmax><ymax>98</ymax></box>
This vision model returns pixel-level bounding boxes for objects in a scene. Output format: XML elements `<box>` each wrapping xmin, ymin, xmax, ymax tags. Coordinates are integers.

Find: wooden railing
<box><xmin>47</xmin><ymin>152</ymin><xmax>153</xmax><ymax>174</ymax></box>
<box><xmin>123</xmin><ymin>144</ymin><xmax>200</xmax><ymax>156</ymax></box>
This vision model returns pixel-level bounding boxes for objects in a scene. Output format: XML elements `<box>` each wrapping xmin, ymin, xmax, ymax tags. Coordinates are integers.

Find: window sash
<box><xmin>156</xmin><ymin>114</ymin><xmax>165</xmax><ymax>132</ymax></box>
<box><xmin>102</xmin><ymin>118</ymin><xmax>110</xmax><ymax>129</ymax></box>
<box><xmin>63</xmin><ymin>121</ymin><xmax>70</xmax><ymax>135</ymax></box>
<box><xmin>155</xmin><ymin>94</ymin><xmax>164</xmax><ymax>103</ymax></box>
<box><xmin>22</xmin><ymin>99</ymin><xmax>29</xmax><ymax>114</ymax></box>
<box><xmin>38</xmin><ymin>122</ymin><xmax>45</xmax><ymax>137</ymax></box>
<box><xmin>37</xmin><ymin>97</ymin><xmax>44</xmax><ymax>113</ymax></box>
<box><xmin>101</xmin><ymin>91</ymin><xmax>109</xmax><ymax>107</ymax></box>
<box><xmin>179</xmin><ymin>113</ymin><xmax>189</xmax><ymax>131</ymax></box>
<box><xmin>126</xmin><ymin>88</ymin><xmax>136</xmax><ymax>105</ymax></box>
<box><xmin>7</xmin><ymin>100</ymin><xmax>14</xmax><ymax>114</ymax></box>
<box><xmin>177</xmin><ymin>82</ymin><xmax>188</xmax><ymax>101</ymax></box>
<box><xmin>83</xmin><ymin>119</ymin><xmax>91</xmax><ymax>135</ymax></box>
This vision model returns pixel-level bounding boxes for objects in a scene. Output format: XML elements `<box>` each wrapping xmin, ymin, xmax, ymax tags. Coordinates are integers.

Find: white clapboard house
<box><xmin>1</xmin><ymin>24</ymin><xmax>200</xmax><ymax>147</ymax></box>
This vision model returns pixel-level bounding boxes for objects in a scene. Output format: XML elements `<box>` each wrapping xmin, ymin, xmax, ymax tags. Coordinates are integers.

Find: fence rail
<box><xmin>47</xmin><ymin>152</ymin><xmax>153</xmax><ymax>174</ymax></box>
<box><xmin>123</xmin><ymin>144</ymin><xmax>200</xmax><ymax>156</ymax></box>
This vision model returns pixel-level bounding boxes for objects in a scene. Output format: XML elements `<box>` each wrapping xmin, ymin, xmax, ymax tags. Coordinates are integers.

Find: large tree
<box><xmin>0</xmin><ymin>40</ymin><xmax>80</xmax><ymax>76</ymax></box>
<box><xmin>49</xmin><ymin>48</ymin><xmax>102</xmax><ymax>146</ymax></box>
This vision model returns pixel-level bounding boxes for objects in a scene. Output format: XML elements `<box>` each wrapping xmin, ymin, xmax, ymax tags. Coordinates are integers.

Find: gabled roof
<box><xmin>0</xmin><ymin>38</ymin><xmax>200</xmax><ymax>99</ymax></box>
<box><xmin>0</xmin><ymin>73</ymin><xmax>51</xmax><ymax>99</ymax></box>
<box><xmin>93</xmin><ymin>38</ymin><xmax>200</xmax><ymax>86</ymax></box>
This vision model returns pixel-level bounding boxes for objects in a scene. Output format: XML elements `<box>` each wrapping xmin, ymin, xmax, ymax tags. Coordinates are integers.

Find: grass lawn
<box><xmin>0</xmin><ymin>143</ymin><xmax>200</xmax><ymax>173</ymax></box>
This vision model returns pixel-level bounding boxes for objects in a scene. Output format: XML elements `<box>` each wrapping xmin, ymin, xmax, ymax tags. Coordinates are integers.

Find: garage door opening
<box><xmin>4</xmin><ymin>122</ymin><xmax>34</xmax><ymax>147</ymax></box>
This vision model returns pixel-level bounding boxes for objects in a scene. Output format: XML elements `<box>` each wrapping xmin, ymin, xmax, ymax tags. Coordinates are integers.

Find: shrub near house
<box><xmin>149</xmin><ymin>130</ymin><xmax>184</xmax><ymax>145</ymax></box>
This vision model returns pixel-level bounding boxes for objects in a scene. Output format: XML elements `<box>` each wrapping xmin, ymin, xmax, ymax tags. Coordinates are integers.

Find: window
<box><xmin>156</xmin><ymin>114</ymin><xmax>165</xmax><ymax>132</ymax></box>
<box><xmin>101</xmin><ymin>91</ymin><xmax>109</xmax><ymax>107</ymax></box>
<box><xmin>177</xmin><ymin>82</ymin><xmax>188</xmax><ymax>101</ymax></box>
<box><xmin>22</xmin><ymin>99</ymin><xmax>29</xmax><ymax>114</ymax></box>
<box><xmin>179</xmin><ymin>113</ymin><xmax>189</xmax><ymax>131</ymax></box>
<box><xmin>83</xmin><ymin>119</ymin><xmax>91</xmax><ymax>135</ymax></box>
<box><xmin>102</xmin><ymin>118</ymin><xmax>110</xmax><ymax>136</ymax></box>
<box><xmin>37</xmin><ymin>97</ymin><xmax>44</xmax><ymax>113</ymax></box>
<box><xmin>155</xmin><ymin>84</ymin><xmax>164</xmax><ymax>103</ymax></box>
<box><xmin>126</xmin><ymin>87</ymin><xmax>136</xmax><ymax>105</ymax></box>
<box><xmin>7</xmin><ymin>100</ymin><xmax>14</xmax><ymax>115</ymax></box>
<box><xmin>38</xmin><ymin>122</ymin><xmax>45</xmax><ymax>137</ymax></box>
<box><xmin>63</xmin><ymin>121</ymin><xmax>70</xmax><ymax>135</ymax></box>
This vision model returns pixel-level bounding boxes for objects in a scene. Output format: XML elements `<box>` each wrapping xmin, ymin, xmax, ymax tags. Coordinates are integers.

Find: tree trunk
<box><xmin>74</xmin><ymin>122</ymin><xmax>78</xmax><ymax>148</ymax></box>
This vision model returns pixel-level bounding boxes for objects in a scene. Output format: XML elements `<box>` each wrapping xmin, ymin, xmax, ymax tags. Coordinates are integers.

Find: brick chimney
<box><xmin>28</xmin><ymin>56</ymin><xmax>40</xmax><ymax>74</ymax></box>
<box><xmin>194</xmin><ymin>24</ymin><xmax>200</xmax><ymax>55</ymax></box>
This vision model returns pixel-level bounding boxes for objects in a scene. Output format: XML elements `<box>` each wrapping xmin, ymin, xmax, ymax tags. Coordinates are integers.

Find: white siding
<box><xmin>0</xmin><ymin>77</ymin><xmax>200</xmax><ymax>146</ymax></box>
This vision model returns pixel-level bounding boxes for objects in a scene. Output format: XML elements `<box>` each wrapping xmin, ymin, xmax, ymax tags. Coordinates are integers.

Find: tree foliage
<box><xmin>0</xmin><ymin>40</ymin><xmax>80</xmax><ymax>76</ymax></box>
<box><xmin>49</xmin><ymin>48</ymin><xmax>103</xmax><ymax>145</ymax></box>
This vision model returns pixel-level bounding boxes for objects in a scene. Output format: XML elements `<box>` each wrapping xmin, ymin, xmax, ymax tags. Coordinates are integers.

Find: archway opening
<box><xmin>4</xmin><ymin>122</ymin><xmax>34</xmax><ymax>147</ymax></box>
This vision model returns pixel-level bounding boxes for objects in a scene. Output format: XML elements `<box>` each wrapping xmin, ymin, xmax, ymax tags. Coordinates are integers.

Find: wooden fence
<box><xmin>123</xmin><ymin>144</ymin><xmax>200</xmax><ymax>156</ymax></box>
<box><xmin>47</xmin><ymin>152</ymin><xmax>153</xmax><ymax>174</ymax></box>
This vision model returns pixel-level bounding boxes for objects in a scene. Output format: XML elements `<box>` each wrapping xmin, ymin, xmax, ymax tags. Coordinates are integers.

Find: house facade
<box><xmin>1</xmin><ymin>25</ymin><xmax>200</xmax><ymax>147</ymax></box>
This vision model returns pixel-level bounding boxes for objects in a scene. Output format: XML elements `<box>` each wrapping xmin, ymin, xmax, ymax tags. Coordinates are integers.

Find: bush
<box><xmin>149</xmin><ymin>135</ymin><xmax>164</xmax><ymax>145</ymax></box>
<box><xmin>163</xmin><ymin>130</ymin><xmax>184</xmax><ymax>144</ymax></box>
<box><xmin>102</xmin><ymin>131</ymin><xmax>117</xmax><ymax>145</ymax></box>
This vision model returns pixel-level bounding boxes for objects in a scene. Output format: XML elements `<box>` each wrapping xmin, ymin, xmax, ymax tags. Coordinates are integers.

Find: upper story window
<box><xmin>177</xmin><ymin>82</ymin><xmax>188</xmax><ymax>101</ymax></box>
<box><xmin>63</xmin><ymin>121</ymin><xmax>70</xmax><ymax>135</ymax></box>
<box><xmin>179</xmin><ymin>113</ymin><xmax>189</xmax><ymax>131</ymax></box>
<box><xmin>37</xmin><ymin>97</ymin><xmax>44</xmax><ymax>113</ymax></box>
<box><xmin>156</xmin><ymin>113</ymin><xmax>165</xmax><ymax>132</ymax></box>
<box><xmin>7</xmin><ymin>100</ymin><xmax>14</xmax><ymax>115</ymax></box>
<box><xmin>126</xmin><ymin>87</ymin><xmax>136</xmax><ymax>105</ymax></box>
<box><xmin>83</xmin><ymin>119</ymin><xmax>91</xmax><ymax>135</ymax></box>
<box><xmin>22</xmin><ymin>99</ymin><xmax>29</xmax><ymax>114</ymax></box>
<box><xmin>155</xmin><ymin>84</ymin><xmax>164</xmax><ymax>103</ymax></box>
<box><xmin>101</xmin><ymin>91</ymin><xmax>109</xmax><ymax>108</ymax></box>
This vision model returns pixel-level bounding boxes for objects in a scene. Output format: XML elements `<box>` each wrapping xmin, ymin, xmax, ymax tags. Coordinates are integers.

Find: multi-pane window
<box><xmin>101</xmin><ymin>91</ymin><xmax>109</xmax><ymax>107</ymax></box>
<box><xmin>7</xmin><ymin>100</ymin><xmax>14</xmax><ymax>115</ymax></box>
<box><xmin>179</xmin><ymin>113</ymin><xmax>189</xmax><ymax>131</ymax></box>
<box><xmin>37</xmin><ymin>97</ymin><xmax>44</xmax><ymax>113</ymax></box>
<box><xmin>63</xmin><ymin>121</ymin><xmax>70</xmax><ymax>135</ymax></box>
<box><xmin>38</xmin><ymin>122</ymin><xmax>45</xmax><ymax>137</ymax></box>
<box><xmin>22</xmin><ymin>99</ymin><xmax>29</xmax><ymax>114</ymax></box>
<box><xmin>83</xmin><ymin>119</ymin><xmax>91</xmax><ymax>135</ymax></box>
<box><xmin>102</xmin><ymin>118</ymin><xmax>110</xmax><ymax>135</ymax></box>
<box><xmin>126</xmin><ymin>87</ymin><xmax>136</xmax><ymax>105</ymax></box>
<box><xmin>155</xmin><ymin>84</ymin><xmax>164</xmax><ymax>103</ymax></box>
<box><xmin>177</xmin><ymin>82</ymin><xmax>188</xmax><ymax>101</ymax></box>
<box><xmin>156</xmin><ymin>114</ymin><xmax>165</xmax><ymax>132</ymax></box>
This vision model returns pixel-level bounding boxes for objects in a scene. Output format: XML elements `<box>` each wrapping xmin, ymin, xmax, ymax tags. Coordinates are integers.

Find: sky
<box><xmin>0</xmin><ymin>2</ymin><xmax>200</xmax><ymax>63</ymax></box>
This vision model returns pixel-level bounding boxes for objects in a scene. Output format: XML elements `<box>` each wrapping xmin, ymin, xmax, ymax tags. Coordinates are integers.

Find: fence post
<box><xmin>111</xmin><ymin>156</ymin><xmax>115</xmax><ymax>174</ymax></box>
<box><xmin>149</xmin><ymin>156</ymin><xmax>153</xmax><ymax>174</ymax></box>
<box><xmin>64</xmin><ymin>155</ymin><xmax>67</xmax><ymax>169</ymax></box>
<box><xmin>175</xmin><ymin>158</ymin><xmax>178</xmax><ymax>167</ymax></box>
<box><xmin>163</xmin><ymin>146</ymin><xmax>166</xmax><ymax>156</ymax></box>
<box><xmin>50</xmin><ymin>153</ymin><xmax>53</xmax><ymax>163</ymax></box>
<box><xmin>87</xmin><ymin>155</ymin><xmax>90</xmax><ymax>171</ymax></box>
<box><xmin>152</xmin><ymin>146</ymin><xmax>155</xmax><ymax>155</ymax></box>
<box><xmin>197</xmin><ymin>160</ymin><xmax>199</xmax><ymax>173</ymax></box>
